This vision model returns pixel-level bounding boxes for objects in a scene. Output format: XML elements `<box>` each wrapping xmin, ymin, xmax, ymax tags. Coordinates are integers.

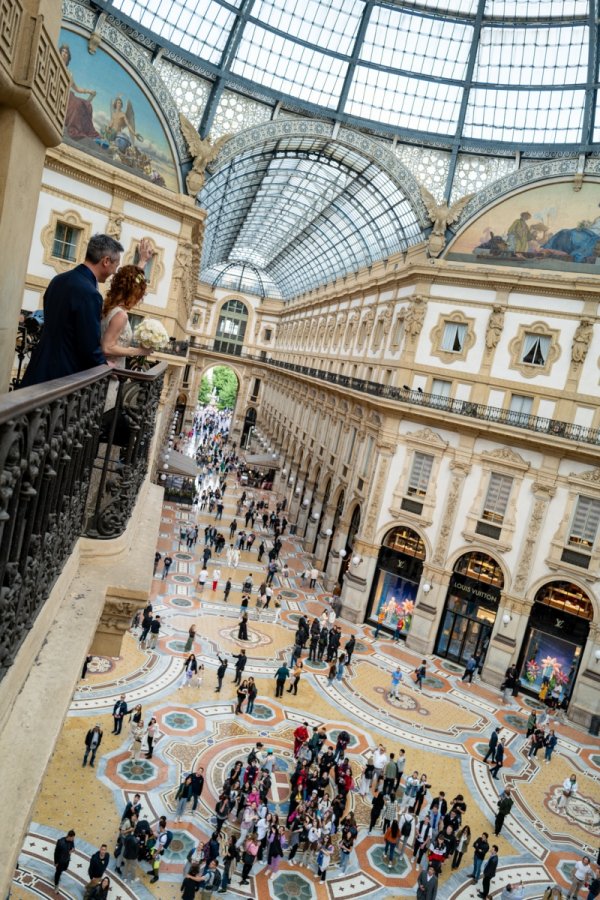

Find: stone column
<box><xmin>339</xmin><ymin>539</ymin><xmax>378</xmax><ymax>623</ymax></box>
<box><xmin>0</xmin><ymin>0</ymin><xmax>68</xmax><ymax>390</ymax></box>
<box><xmin>289</xmin><ymin>481</ymin><xmax>304</xmax><ymax>521</ymax></box>
<box><xmin>481</xmin><ymin>595</ymin><xmax>531</xmax><ymax>687</ymax></box>
<box><xmin>90</xmin><ymin>592</ymin><xmax>143</xmax><ymax>657</ymax></box>
<box><xmin>568</xmin><ymin>623</ymin><xmax>600</xmax><ymax>729</ymax></box>
<box><xmin>303</xmin><ymin>505</ymin><xmax>321</xmax><ymax>551</ymax></box>
<box><xmin>406</xmin><ymin>568</ymin><xmax>450</xmax><ymax>655</ymax></box>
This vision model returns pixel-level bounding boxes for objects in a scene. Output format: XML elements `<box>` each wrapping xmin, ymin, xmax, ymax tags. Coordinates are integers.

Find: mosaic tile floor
<box><xmin>13</xmin><ymin>473</ymin><xmax>599</xmax><ymax>900</ymax></box>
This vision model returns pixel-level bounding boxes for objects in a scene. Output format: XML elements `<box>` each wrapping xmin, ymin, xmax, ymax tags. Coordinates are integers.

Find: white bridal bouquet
<box><xmin>134</xmin><ymin>318</ymin><xmax>169</xmax><ymax>351</ymax></box>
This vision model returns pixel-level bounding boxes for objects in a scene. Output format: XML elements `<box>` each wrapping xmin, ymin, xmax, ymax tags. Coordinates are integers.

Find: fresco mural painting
<box><xmin>59</xmin><ymin>29</ymin><xmax>179</xmax><ymax>192</ymax></box>
<box><xmin>448</xmin><ymin>181</ymin><xmax>600</xmax><ymax>272</ymax></box>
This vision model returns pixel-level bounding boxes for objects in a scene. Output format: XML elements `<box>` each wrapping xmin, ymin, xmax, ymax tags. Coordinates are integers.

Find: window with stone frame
<box><xmin>568</xmin><ymin>495</ymin><xmax>600</xmax><ymax>551</ymax></box>
<box><xmin>430</xmin><ymin>310</ymin><xmax>476</xmax><ymax>364</ymax></box>
<box><xmin>508</xmin><ymin>321</ymin><xmax>560</xmax><ymax>378</ymax></box>
<box><xmin>407</xmin><ymin>452</ymin><xmax>434</xmax><ymax>498</ymax></box>
<box><xmin>480</xmin><ymin>472</ymin><xmax>513</xmax><ymax>526</ymax></box>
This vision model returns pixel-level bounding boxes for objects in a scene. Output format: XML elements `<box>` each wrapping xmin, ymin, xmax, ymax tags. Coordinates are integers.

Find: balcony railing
<box><xmin>189</xmin><ymin>339</ymin><xmax>600</xmax><ymax>446</ymax></box>
<box><xmin>0</xmin><ymin>362</ymin><xmax>166</xmax><ymax>681</ymax></box>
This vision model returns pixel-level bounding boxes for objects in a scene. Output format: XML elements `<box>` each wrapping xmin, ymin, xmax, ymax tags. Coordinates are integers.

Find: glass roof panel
<box><xmin>231</xmin><ymin>22</ymin><xmax>348</xmax><ymax>106</ymax></box>
<box><xmin>411</xmin><ymin>0</ymin><xmax>479</xmax><ymax>12</ymax></box>
<box><xmin>250</xmin><ymin>0</ymin><xmax>364</xmax><ymax>56</ymax></box>
<box><xmin>360</xmin><ymin>6</ymin><xmax>473</xmax><ymax>82</ymax></box>
<box><xmin>110</xmin><ymin>0</ymin><xmax>237</xmax><ymax>63</ymax></box>
<box><xmin>346</xmin><ymin>67</ymin><xmax>463</xmax><ymax>134</ymax></box>
<box><xmin>199</xmin><ymin>138</ymin><xmax>422</xmax><ymax>298</ymax></box>
<box><xmin>475</xmin><ymin>24</ymin><xmax>588</xmax><ymax>87</ymax></box>
<box><xmin>484</xmin><ymin>0</ymin><xmax>589</xmax><ymax>19</ymax></box>
<box><xmin>463</xmin><ymin>87</ymin><xmax>586</xmax><ymax>142</ymax></box>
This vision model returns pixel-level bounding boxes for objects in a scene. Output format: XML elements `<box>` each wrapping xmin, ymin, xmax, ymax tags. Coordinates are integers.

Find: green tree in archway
<box><xmin>198</xmin><ymin>375</ymin><xmax>211</xmax><ymax>405</ymax></box>
<box><xmin>212</xmin><ymin>366</ymin><xmax>238</xmax><ymax>410</ymax></box>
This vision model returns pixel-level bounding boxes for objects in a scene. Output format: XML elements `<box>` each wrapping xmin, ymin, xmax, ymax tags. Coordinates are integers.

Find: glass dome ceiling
<box><xmin>107</xmin><ymin>0</ymin><xmax>597</xmax><ymax>149</ymax></box>
<box><xmin>100</xmin><ymin>0</ymin><xmax>600</xmax><ymax>298</ymax></box>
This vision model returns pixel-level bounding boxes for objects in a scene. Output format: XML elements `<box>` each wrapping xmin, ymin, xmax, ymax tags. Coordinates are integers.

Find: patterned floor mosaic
<box><xmin>13</xmin><ymin>470</ymin><xmax>599</xmax><ymax>900</ymax></box>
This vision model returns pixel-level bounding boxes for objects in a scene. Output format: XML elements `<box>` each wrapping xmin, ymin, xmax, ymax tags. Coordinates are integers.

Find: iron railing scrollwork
<box><xmin>0</xmin><ymin>362</ymin><xmax>167</xmax><ymax>681</ymax></box>
<box><xmin>0</xmin><ymin>367</ymin><xmax>109</xmax><ymax>679</ymax></box>
<box><xmin>84</xmin><ymin>363</ymin><xmax>167</xmax><ymax>539</ymax></box>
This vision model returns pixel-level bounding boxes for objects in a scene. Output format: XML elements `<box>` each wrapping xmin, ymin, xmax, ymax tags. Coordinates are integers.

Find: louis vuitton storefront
<box><xmin>435</xmin><ymin>552</ymin><xmax>504</xmax><ymax>667</ymax></box>
<box><xmin>517</xmin><ymin>581</ymin><xmax>593</xmax><ymax>705</ymax></box>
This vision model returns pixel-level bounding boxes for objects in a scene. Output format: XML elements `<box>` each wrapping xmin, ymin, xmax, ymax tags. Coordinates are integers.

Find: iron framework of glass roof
<box><xmin>104</xmin><ymin>0</ymin><xmax>600</xmax><ymax>151</ymax></box>
<box><xmin>97</xmin><ymin>0</ymin><xmax>600</xmax><ymax>298</ymax></box>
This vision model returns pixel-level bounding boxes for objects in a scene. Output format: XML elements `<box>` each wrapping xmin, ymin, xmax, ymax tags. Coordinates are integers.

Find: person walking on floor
<box><xmin>215</xmin><ymin>654</ymin><xmax>228</xmax><ymax>692</ymax></box>
<box><xmin>287</xmin><ymin>661</ymin><xmax>303</xmax><ymax>695</ymax></box>
<box><xmin>478</xmin><ymin>845</ymin><xmax>499</xmax><ymax>898</ymax></box>
<box><xmin>462</xmin><ymin>655</ymin><xmax>478</xmax><ymax>684</ymax></box>
<box><xmin>390</xmin><ymin>667</ymin><xmax>403</xmax><ymax>701</ymax></box>
<box><xmin>83</xmin><ymin>725</ymin><xmax>103</xmax><ymax>767</ymax></box>
<box><xmin>468</xmin><ymin>832</ymin><xmax>489</xmax><ymax>882</ymax></box>
<box><xmin>148</xmin><ymin>615</ymin><xmax>161</xmax><ymax>650</ymax></box>
<box><xmin>567</xmin><ymin>856</ymin><xmax>594</xmax><ymax>900</ymax></box>
<box><xmin>417</xmin><ymin>864</ymin><xmax>438</xmax><ymax>900</ymax></box>
<box><xmin>274</xmin><ymin>663</ymin><xmax>289</xmax><ymax>697</ymax></box>
<box><xmin>232</xmin><ymin>649</ymin><xmax>247</xmax><ymax>685</ymax></box>
<box><xmin>162</xmin><ymin>555</ymin><xmax>173</xmax><ymax>579</ymax></box>
<box><xmin>494</xmin><ymin>788</ymin><xmax>513</xmax><ymax>835</ymax></box>
<box><xmin>483</xmin><ymin>727</ymin><xmax>500</xmax><ymax>763</ymax></box>
<box><xmin>490</xmin><ymin>739</ymin><xmax>505</xmax><ymax>780</ymax></box>
<box><xmin>112</xmin><ymin>695</ymin><xmax>128</xmax><ymax>735</ymax></box>
<box><xmin>414</xmin><ymin>659</ymin><xmax>427</xmax><ymax>690</ymax></box>
<box><xmin>246</xmin><ymin>678</ymin><xmax>258</xmax><ymax>715</ymax></box>
<box><xmin>54</xmin><ymin>829</ymin><xmax>76</xmax><ymax>891</ymax></box>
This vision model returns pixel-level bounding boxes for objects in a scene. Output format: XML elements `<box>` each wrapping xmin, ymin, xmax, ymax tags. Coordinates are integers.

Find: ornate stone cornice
<box><xmin>0</xmin><ymin>0</ymin><xmax>69</xmax><ymax>146</ymax></box>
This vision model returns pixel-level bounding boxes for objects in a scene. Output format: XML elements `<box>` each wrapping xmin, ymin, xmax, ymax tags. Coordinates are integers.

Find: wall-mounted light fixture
<box><xmin>502</xmin><ymin>613</ymin><xmax>512</xmax><ymax>627</ymax></box>
<box><xmin>422</xmin><ymin>582</ymin><xmax>432</xmax><ymax>594</ymax></box>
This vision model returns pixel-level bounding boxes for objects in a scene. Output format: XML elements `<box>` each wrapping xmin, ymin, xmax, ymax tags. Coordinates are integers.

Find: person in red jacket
<box><xmin>293</xmin><ymin>722</ymin><xmax>309</xmax><ymax>757</ymax></box>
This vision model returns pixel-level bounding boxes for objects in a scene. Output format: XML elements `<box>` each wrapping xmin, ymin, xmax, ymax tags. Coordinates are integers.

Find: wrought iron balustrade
<box><xmin>189</xmin><ymin>339</ymin><xmax>600</xmax><ymax>446</ymax></box>
<box><xmin>0</xmin><ymin>362</ymin><xmax>167</xmax><ymax>681</ymax></box>
<box><xmin>84</xmin><ymin>362</ymin><xmax>167</xmax><ymax>539</ymax></box>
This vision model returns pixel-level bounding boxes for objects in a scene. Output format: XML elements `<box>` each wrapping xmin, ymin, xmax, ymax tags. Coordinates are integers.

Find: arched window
<box><xmin>214</xmin><ymin>299</ymin><xmax>249</xmax><ymax>356</ymax></box>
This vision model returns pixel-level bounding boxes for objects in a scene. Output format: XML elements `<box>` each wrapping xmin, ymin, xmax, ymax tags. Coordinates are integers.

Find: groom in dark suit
<box><xmin>20</xmin><ymin>233</ymin><xmax>123</xmax><ymax>387</ymax></box>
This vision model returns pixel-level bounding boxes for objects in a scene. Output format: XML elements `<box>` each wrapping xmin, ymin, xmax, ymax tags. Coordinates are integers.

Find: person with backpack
<box><xmin>316</xmin><ymin>838</ymin><xmax>334</xmax><ymax>882</ymax></box>
<box><xmin>399</xmin><ymin>810</ymin><xmax>415</xmax><ymax>858</ymax></box>
<box><xmin>415</xmin><ymin>660</ymin><xmax>427</xmax><ymax>690</ymax></box>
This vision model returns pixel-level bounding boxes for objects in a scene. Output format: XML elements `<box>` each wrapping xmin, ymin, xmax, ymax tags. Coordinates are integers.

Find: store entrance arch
<box><xmin>365</xmin><ymin>525</ymin><xmax>426</xmax><ymax>638</ymax></box>
<box><xmin>435</xmin><ymin>552</ymin><xmax>504</xmax><ymax>666</ymax></box>
<box><xmin>517</xmin><ymin>581</ymin><xmax>592</xmax><ymax>705</ymax></box>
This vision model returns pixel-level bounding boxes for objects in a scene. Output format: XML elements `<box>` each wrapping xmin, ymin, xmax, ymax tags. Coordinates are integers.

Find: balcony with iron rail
<box><xmin>0</xmin><ymin>361</ymin><xmax>167</xmax><ymax>683</ymax></box>
<box><xmin>189</xmin><ymin>338</ymin><xmax>600</xmax><ymax>447</ymax></box>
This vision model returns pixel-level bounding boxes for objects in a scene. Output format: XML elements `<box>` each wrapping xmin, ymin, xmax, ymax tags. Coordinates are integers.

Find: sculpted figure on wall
<box><xmin>179</xmin><ymin>114</ymin><xmax>231</xmax><ymax>196</ymax></box>
<box><xmin>372</xmin><ymin>307</ymin><xmax>393</xmax><ymax>350</ymax></box>
<box><xmin>173</xmin><ymin>240</ymin><xmax>195</xmax><ymax>314</ymax></box>
<box><xmin>334</xmin><ymin>312</ymin><xmax>347</xmax><ymax>347</ymax></box>
<box><xmin>106</xmin><ymin>212</ymin><xmax>124</xmax><ymax>240</ymax></box>
<box><xmin>485</xmin><ymin>305</ymin><xmax>505</xmax><ymax>351</ymax></box>
<box><xmin>357</xmin><ymin>309</ymin><xmax>374</xmax><ymax>350</ymax></box>
<box><xmin>420</xmin><ymin>186</ymin><xmax>475</xmax><ymax>256</ymax></box>
<box><xmin>344</xmin><ymin>313</ymin><xmax>359</xmax><ymax>349</ymax></box>
<box><xmin>404</xmin><ymin>295</ymin><xmax>427</xmax><ymax>339</ymax></box>
<box><xmin>571</xmin><ymin>318</ymin><xmax>593</xmax><ymax>364</ymax></box>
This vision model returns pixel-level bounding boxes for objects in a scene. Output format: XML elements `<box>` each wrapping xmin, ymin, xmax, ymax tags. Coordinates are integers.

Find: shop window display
<box><xmin>366</xmin><ymin>526</ymin><xmax>425</xmax><ymax>637</ymax></box>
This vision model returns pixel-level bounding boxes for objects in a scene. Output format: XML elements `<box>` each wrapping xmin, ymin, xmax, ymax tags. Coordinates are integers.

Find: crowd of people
<box><xmin>55</xmin><ymin>402</ymin><xmax>597</xmax><ymax>900</ymax></box>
